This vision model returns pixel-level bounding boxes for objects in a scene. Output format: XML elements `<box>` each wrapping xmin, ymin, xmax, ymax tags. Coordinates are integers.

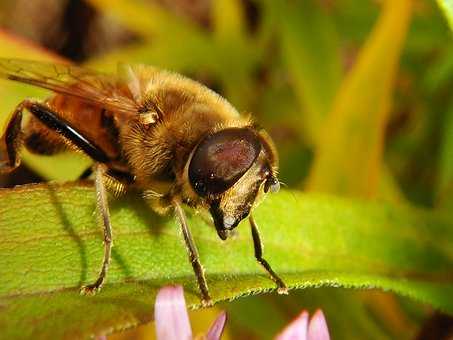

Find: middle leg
<box><xmin>80</xmin><ymin>163</ymin><xmax>114</xmax><ymax>294</ymax></box>
<box><xmin>173</xmin><ymin>200</ymin><xmax>212</xmax><ymax>306</ymax></box>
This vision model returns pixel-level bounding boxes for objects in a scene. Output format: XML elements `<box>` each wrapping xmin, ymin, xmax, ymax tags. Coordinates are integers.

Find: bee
<box><xmin>0</xmin><ymin>58</ymin><xmax>286</xmax><ymax>305</ymax></box>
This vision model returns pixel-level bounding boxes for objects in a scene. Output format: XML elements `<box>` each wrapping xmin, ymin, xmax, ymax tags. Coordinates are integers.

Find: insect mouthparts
<box><xmin>264</xmin><ymin>176</ymin><xmax>280</xmax><ymax>193</ymax></box>
<box><xmin>223</xmin><ymin>216</ymin><xmax>236</xmax><ymax>229</ymax></box>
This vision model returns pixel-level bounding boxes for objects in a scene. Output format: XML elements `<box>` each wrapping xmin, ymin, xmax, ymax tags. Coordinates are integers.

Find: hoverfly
<box><xmin>0</xmin><ymin>58</ymin><xmax>287</xmax><ymax>305</ymax></box>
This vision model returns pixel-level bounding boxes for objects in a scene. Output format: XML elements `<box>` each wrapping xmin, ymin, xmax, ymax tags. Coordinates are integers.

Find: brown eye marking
<box><xmin>189</xmin><ymin>128</ymin><xmax>261</xmax><ymax>196</ymax></box>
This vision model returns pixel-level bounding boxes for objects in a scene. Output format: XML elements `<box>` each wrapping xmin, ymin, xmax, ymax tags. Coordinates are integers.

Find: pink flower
<box><xmin>154</xmin><ymin>285</ymin><xmax>330</xmax><ymax>340</ymax></box>
<box><xmin>275</xmin><ymin>309</ymin><xmax>330</xmax><ymax>340</ymax></box>
<box><xmin>154</xmin><ymin>285</ymin><xmax>227</xmax><ymax>340</ymax></box>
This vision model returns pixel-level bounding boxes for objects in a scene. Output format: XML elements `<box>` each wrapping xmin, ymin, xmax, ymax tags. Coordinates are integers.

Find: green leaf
<box><xmin>277</xmin><ymin>0</ymin><xmax>342</xmax><ymax>144</ymax></box>
<box><xmin>436</xmin><ymin>0</ymin><xmax>453</xmax><ymax>31</ymax></box>
<box><xmin>86</xmin><ymin>0</ymin><xmax>198</xmax><ymax>39</ymax></box>
<box><xmin>306</xmin><ymin>0</ymin><xmax>412</xmax><ymax>197</ymax></box>
<box><xmin>437</xmin><ymin>101</ymin><xmax>453</xmax><ymax>208</ymax></box>
<box><xmin>85</xmin><ymin>0</ymin><xmax>217</xmax><ymax>74</ymax></box>
<box><xmin>1</xmin><ymin>183</ymin><xmax>453</xmax><ymax>338</ymax></box>
<box><xmin>423</xmin><ymin>46</ymin><xmax>453</xmax><ymax>94</ymax></box>
<box><xmin>212</xmin><ymin>0</ymin><xmax>246</xmax><ymax>41</ymax></box>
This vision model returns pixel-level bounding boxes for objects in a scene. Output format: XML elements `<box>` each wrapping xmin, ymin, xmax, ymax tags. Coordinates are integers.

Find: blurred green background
<box><xmin>0</xmin><ymin>0</ymin><xmax>452</xmax><ymax>339</ymax></box>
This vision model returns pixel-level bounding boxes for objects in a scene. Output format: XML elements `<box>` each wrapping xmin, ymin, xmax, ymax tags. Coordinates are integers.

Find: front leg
<box><xmin>249</xmin><ymin>215</ymin><xmax>288</xmax><ymax>294</ymax></box>
<box><xmin>173</xmin><ymin>199</ymin><xmax>212</xmax><ymax>306</ymax></box>
<box><xmin>80</xmin><ymin>163</ymin><xmax>114</xmax><ymax>294</ymax></box>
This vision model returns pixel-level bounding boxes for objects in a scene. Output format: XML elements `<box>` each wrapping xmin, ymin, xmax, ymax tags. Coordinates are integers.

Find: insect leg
<box><xmin>1</xmin><ymin>99</ymin><xmax>111</xmax><ymax>173</ymax></box>
<box><xmin>80</xmin><ymin>163</ymin><xmax>113</xmax><ymax>295</ymax></box>
<box><xmin>249</xmin><ymin>215</ymin><xmax>288</xmax><ymax>294</ymax></box>
<box><xmin>173</xmin><ymin>200</ymin><xmax>212</xmax><ymax>306</ymax></box>
<box><xmin>27</xmin><ymin>102</ymin><xmax>110</xmax><ymax>163</ymax></box>
<box><xmin>0</xmin><ymin>100</ymin><xmax>28</xmax><ymax>172</ymax></box>
<box><xmin>78</xmin><ymin>167</ymin><xmax>93</xmax><ymax>180</ymax></box>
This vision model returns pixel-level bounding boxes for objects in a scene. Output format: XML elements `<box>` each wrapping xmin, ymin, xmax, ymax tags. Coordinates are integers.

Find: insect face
<box><xmin>188</xmin><ymin>127</ymin><xmax>279</xmax><ymax>240</ymax></box>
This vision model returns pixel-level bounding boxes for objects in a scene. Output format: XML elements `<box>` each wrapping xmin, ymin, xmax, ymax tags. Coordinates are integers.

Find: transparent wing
<box><xmin>0</xmin><ymin>58</ymin><xmax>138</xmax><ymax>114</ymax></box>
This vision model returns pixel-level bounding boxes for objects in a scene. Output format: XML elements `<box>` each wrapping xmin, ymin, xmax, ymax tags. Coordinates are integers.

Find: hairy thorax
<box><xmin>119</xmin><ymin>82</ymin><xmax>250</xmax><ymax>197</ymax></box>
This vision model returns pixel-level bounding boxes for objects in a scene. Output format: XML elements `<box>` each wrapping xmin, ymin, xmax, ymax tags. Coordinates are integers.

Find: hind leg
<box><xmin>0</xmin><ymin>100</ymin><xmax>31</xmax><ymax>172</ymax></box>
<box><xmin>1</xmin><ymin>99</ymin><xmax>113</xmax><ymax>175</ymax></box>
<box><xmin>0</xmin><ymin>99</ymin><xmax>68</xmax><ymax>173</ymax></box>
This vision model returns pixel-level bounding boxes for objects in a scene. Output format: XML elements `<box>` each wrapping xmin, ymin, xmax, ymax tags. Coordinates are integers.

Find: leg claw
<box><xmin>277</xmin><ymin>286</ymin><xmax>289</xmax><ymax>295</ymax></box>
<box><xmin>80</xmin><ymin>284</ymin><xmax>101</xmax><ymax>296</ymax></box>
<box><xmin>201</xmin><ymin>297</ymin><xmax>213</xmax><ymax>307</ymax></box>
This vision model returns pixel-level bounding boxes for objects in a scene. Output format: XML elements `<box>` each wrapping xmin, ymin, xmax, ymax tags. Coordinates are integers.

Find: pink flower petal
<box><xmin>307</xmin><ymin>310</ymin><xmax>330</xmax><ymax>340</ymax></box>
<box><xmin>275</xmin><ymin>310</ymin><xmax>309</xmax><ymax>340</ymax></box>
<box><xmin>206</xmin><ymin>311</ymin><xmax>227</xmax><ymax>340</ymax></box>
<box><xmin>154</xmin><ymin>285</ymin><xmax>192</xmax><ymax>340</ymax></box>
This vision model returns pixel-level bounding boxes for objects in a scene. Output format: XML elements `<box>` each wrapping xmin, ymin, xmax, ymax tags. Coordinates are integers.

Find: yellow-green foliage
<box><xmin>1</xmin><ymin>0</ymin><xmax>453</xmax><ymax>338</ymax></box>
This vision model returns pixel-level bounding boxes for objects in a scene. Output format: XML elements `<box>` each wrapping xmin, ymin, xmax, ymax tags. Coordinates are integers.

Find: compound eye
<box><xmin>189</xmin><ymin>128</ymin><xmax>261</xmax><ymax>196</ymax></box>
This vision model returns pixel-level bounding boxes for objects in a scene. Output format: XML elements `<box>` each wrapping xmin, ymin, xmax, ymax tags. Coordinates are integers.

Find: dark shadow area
<box><xmin>109</xmin><ymin>189</ymin><xmax>171</xmax><ymax>237</ymax></box>
<box><xmin>0</xmin><ymin>163</ymin><xmax>43</xmax><ymax>187</ymax></box>
<box><xmin>47</xmin><ymin>184</ymin><xmax>88</xmax><ymax>285</ymax></box>
<box><xmin>46</xmin><ymin>183</ymin><xmax>137</xmax><ymax>285</ymax></box>
<box><xmin>108</xmin><ymin>191</ymin><xmax>172</xmax><ymax>281</ymax></box>
<box><xmin>110</xmin><ymin>248</ymin><xmax>132</xmax><ymax>281</ymax></box>
<box><xmin>416</xmin><ymin>312</ymin><xmax>453</xmax><ymax>340</ymax></box>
